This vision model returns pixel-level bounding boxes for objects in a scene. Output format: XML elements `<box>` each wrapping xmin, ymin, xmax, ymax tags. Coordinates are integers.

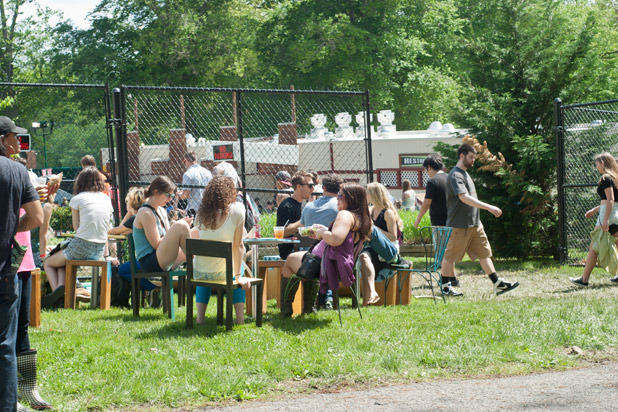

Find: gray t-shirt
<box><xmin>301</xmin><ymin>195</ymin><xmax>339</xmax><ymax>227</ymax></box>
<box><xmin>446</xmin><ymin>166</ymin><xmax>480</xmax><ymax>228</ymax></box>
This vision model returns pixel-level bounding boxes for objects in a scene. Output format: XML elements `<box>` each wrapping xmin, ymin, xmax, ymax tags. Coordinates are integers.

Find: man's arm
<box><xmin>17</xmin><ymin>200</ymin><xmax>43</xmax><ymax>232</ymax></box>
<box><xmin>458</xmin><ymin>193</ymin><xmax>502</xmax><ymax>217</ymax></box>
<box><xmin>414</xmin><ymin>198</ymin><xmax>432</xmax><ymax>228</ymax></box>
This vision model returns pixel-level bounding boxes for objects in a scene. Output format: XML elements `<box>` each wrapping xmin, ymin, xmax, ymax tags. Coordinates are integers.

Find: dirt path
<box><xmin>194</xmin><ymin>362</ymin><xmax>618</xmax><ymax>412</ymax></box>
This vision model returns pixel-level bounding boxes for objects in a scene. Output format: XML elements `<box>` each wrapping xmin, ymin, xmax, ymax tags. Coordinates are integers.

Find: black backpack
<box><xmin>110</xmin><ymin>267</ymin><xmax>131</xmax><ymax>308</ymax></box>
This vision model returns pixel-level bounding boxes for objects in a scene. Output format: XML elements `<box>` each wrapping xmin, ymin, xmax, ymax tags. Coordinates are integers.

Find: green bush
<box><xmin>399</xmin><ymin>209</ymin><xmax>431</xmax><ymax>244</ymax></box>
<box><xmin>50</xmin><ymin>206</ymin><xmax>73</xmax><ymax>232</ymax></box>
<box><xmin>258</xmin><ymin>212</ymin><xmax>276</xmax><ymax>237</ymax></box>
<box><xmin>258</xmin><ymin>208</ymin><xmax>431</xmax><ymax>244</ymax></box>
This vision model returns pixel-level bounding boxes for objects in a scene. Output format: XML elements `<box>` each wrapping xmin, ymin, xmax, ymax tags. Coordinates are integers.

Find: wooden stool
<box><xmin>65</xmin><ymin>260</ymin><xmax>111</xmax><ymax>310</ymax></box>
<box><xmin>397</xmin><ymin>269</ymin><xmax>412</xmax><ymax>305</ymax></box>
<box><xmin>375</xmin><ymin>272</ymin><xmax>398</xmax><ymax>306</ymax></box>
<box><xmin>29</xmin><ymin>269</ymin><xmax>41</xmax><ymax>328</ymax></box>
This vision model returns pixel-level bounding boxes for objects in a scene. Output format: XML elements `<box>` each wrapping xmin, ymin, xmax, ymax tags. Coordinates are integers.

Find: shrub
<box><xmin>399</xmin><ymin>209</ymin><xmax>431</xmax><ymax>244</ymax></box>
<box><xmin>258</xmin><ymin>212</ymin><xmax>276</xmax><ymax>237</ymax></box>
<box><xmin>50</xmin><ymin>206</ymin><xmax>73</xmax><ymax>232</ymax></box>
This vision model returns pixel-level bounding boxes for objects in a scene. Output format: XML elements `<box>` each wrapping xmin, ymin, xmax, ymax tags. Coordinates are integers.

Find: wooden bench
<box><xmin>64</xmin><ymin>259</ymin><xmax>111</xmax><ymax>310</ymax></box>
<box><xmin>29</xmin><ymin>268</ymin><xmax>41</xmax><ymax>328</ymax></box>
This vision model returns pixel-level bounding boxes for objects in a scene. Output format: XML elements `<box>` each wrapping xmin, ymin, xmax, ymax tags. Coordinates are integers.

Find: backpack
<box><xmin>110</xmin><ymin>268</ymin><xmax>131</xmax><ymax>308</ymax></box>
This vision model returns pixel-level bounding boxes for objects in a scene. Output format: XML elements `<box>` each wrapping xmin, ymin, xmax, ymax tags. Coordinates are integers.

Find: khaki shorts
<box><xmin>443</xmin><ymin>226</ymin><xmax>492</xmax><ymax>262</ymax></box>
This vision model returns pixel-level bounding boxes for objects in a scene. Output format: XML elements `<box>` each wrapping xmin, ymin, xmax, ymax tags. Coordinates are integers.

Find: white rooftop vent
<box><xmin>441</xmin><ymin>123</ymin><xmax>455</xmax><ymax>133</ymax></box>
<box><xmin>428</xmin><ymin>121</ymin><xmax>442</xmax><ymax>132</ymax></box>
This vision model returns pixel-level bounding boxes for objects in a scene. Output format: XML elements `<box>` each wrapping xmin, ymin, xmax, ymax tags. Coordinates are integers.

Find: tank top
<box><xmin>133</xmin><ymin>204</ymin><xmax>166</xmax><ymax>260</ymax></box>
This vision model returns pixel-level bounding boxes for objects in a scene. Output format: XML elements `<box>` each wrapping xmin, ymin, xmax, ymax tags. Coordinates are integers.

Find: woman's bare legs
<box><xmin>234</xmin><ymin>302</ymin><xmax>244</xmax><ymax>324</ymax></box>
<box><xmin>359</xmin><ymin>252</ymin><xmax>379</xmax><ymax>306</ymax></box>
<box><xmin>581</xmin><ymin>243</ymin><xmax>599</xmax><ymax>283</ymax></box>
<box><xmin>196</xmin><ymin>303</ymin><xmax>207</xmax><ymax>324</ymax></box>
<box><xmin>281</xmin><ymin>251</ymin><xmax>305</xmax><ymax>279</ymax></box>
<box><xmin>43</xmin><ymin>252</ymin><xmax>68</xmax><ymax>291</ymax></box>
<box><xmin>156</xmin><ymin>220</ymin><xmax>191</xmax><ymax>270</ymax></box>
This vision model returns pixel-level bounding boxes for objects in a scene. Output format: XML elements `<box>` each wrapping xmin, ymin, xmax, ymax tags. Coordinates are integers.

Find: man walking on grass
<box><xmin>441</xmin><ymin>144</ymin><xmax>519</xmax><ymax>296</ymax></box>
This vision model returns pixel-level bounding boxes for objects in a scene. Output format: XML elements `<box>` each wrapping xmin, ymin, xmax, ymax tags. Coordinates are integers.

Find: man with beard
<box><xmin>440</xmin><ymin>144</ymin><xmax>519</xmax><ymax>296</ymax></box>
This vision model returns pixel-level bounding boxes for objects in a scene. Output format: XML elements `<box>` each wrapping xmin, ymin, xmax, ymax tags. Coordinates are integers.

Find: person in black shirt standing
<box><xmin>276</xmin><ymin>171</ymin><xmax>315</xmax><ymax>259</ymax></box>
<box><xmin>415</xmin><ymin>154</ymin><xmax>448</xmax><ymax>228</ymax></box>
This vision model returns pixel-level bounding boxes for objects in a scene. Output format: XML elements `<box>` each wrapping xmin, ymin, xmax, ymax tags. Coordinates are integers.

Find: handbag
<box><xmin>10</xmin><ymin>236</ymin><xmax>28</xmax><ymax>274</ymax></box>
<box><xmin>48</xmin><ymin>239</ymin><xmax>70</xmax><ymax>257</ymax></box>
<box><xmin>296</xmin><ymin>252</ymin><xmax>321</xmax><ymax>281</ymax></box>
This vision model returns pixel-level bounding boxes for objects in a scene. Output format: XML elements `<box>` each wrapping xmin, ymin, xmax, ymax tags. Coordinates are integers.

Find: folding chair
<box><xmin>185</xmin><ymin>238</ymin><xmax>264</xmax><ymax>331</ymax></box>
<box><xmin>397</xmin><ymin>226</ymin><xmax>452</xmax><ymax>304</ymax></box>
<box><xmin>127</xmin><ymin>234</ymin><xmax>186</xmax><ymax>320</ymax></box>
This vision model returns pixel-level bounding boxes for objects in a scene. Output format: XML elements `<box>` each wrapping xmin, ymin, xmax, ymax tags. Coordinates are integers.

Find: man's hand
<box><xmin>488</xmin><ymin>205</ymin><xmax>502</xmax><ymax>218</ymax></box>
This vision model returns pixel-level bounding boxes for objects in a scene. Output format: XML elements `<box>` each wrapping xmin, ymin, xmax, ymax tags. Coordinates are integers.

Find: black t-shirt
<box><xmin>0</xmin><ymin>158</ymin><xmax>39</xmax><ymax>278</ymax></box>
<box><xmin>425</xmin><ymin>172</ymin><xmax>448</xmax><ymax>226</ymax></box>
<box><xmin>597</xmin><ymin>174</ymin><xmax>618</xmax><ymax>200</ymax></box>
<box><xmin>276</xmin><ymin>197</ymin><xmax>302</xmax><ymax>259</ymax></box>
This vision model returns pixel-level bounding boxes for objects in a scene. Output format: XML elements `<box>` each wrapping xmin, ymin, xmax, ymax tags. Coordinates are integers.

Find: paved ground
<box><xmin>195</xmin><ymin>362</ymin><xmax>618</xmax><ymax>412</ymax></box>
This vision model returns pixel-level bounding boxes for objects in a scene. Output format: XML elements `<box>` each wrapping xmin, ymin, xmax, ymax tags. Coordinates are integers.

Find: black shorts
<box><xmin>361</xmin><ymin>247</ymin><xmax>390</xmax><ymax>278</ymax></box>
<box><xmin>138</xmin><ymin>250</ymin><xmax>164</xmax><ymax>273</ymax></box>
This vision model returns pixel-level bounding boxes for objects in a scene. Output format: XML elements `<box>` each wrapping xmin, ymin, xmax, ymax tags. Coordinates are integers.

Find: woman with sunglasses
<box><xmin>132</xmin><ymin>176</ymin><xmax>192</xmax><ymax>273</ymax></box>
<box><xmin>280</xmin><ymin>183</ymin><xmax>372</xmax><ymax>317</ymax></box>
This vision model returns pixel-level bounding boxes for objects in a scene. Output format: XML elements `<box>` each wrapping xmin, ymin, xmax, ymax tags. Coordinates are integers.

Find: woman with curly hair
<box><xmin>190</xmin><ymin>175</ymin><xmax>251</xmax><ymax>324</ymax></box>
<box><xmin>280</xmin><ymin>183</ymin><xmax>372</xmax><ymax>317</ymax></box>
<box><xmin>42</xmin><ymin>167</ymin><xmax>113</xmax><ymax>307</ymax></box>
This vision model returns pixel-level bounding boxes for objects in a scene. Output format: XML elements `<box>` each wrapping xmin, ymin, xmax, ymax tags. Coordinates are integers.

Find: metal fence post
<box><xmin>113</xmin><ymin>87</ymin><xmax>128</xmax><ymax>219</ymax></box>
<box><xmin>554</xmin><ymin>97</ymin><xmax>566</xmax><ymax>264</ymax></box>
<box><xmin>237</xmin><ymin>90</ymin><xmax>248</xmax><ymax>212</ymax></box>
<box><xmin>364</xmin><ymin>90</ymin><xmax>374</xmax><ymax>183</ymax></box>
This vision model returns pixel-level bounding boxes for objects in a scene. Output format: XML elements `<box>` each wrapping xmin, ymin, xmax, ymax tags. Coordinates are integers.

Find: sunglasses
<box><xmin>164</xmin><ymin>192</ymin><xmax>176</xmax><ymax>199</ymax></box>
<box><xmin>337</xmin><ymin>192</ymin><xmax>344</xmax><ymax>200</ymax></box>
<box><xmin>301</xmin><ymin>183</ymin><xmax>315</xmax><ymax>188</ymax></box>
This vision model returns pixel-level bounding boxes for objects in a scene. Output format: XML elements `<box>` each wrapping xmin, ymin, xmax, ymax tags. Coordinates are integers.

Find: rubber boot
<box><xmin>302</xmin><ymin>279</ymin><xmax>320</xmax><ymax>314</ymax></box>
<box><xmin>280</xmin><ymin>276</ymin><xmax>299</xmax><ymax>317</ymax></box>
<box><xmin>17</xmin><ymin>402</ymin><xmax>32</xmax><ymax>412</ymax></box>
<box><xmin>17</xmin><ymin>350</ymin><xmax>53</xmax><ymax>410</ymax></box>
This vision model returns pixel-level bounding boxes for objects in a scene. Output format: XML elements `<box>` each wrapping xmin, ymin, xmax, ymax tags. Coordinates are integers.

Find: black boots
<box><xmin>41</xmin><ymin>285</ymin><xmax>65</xmax><ymax>309</ymax></box>
<box><xmin>280</xmin><ymin>276</ymin><xmax>299</xmax><ymax>317</ymax></box>
<box><xmin>17</xmin><ymin>349</ymin><xmax>52</xmax><ymax>410</ymax></box>
<box><xmin>302</xmin><ymin>279</ymin><xmax>320</xmax><ymax>314</ymax></box>
<box><xmin>281</xmin><ymin>276</ymin><xmax>320</xmax><ymax>317</ymax></box>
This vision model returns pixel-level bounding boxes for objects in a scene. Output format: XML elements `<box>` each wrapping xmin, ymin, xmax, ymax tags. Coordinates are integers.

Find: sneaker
<box><xmin>610</xmin><ymin>275</ymin><xmax>618</xmax><ymax>283</ymax></box>
<box><xmin>442</xmin><ymin>283</ymin><xmax>463</xmax><ymax>297</ymax></box>
<box><xmin>569</xmin><ymin>277</ymin><xmax>589</xmax><ymax>288</ymax></box>
<box><xmin>493</xmin><ymin>278</ymin><xmax>520</xmax><ymax>295</ymax></box>
<box><xmin>388</xmin><ymin>256</ymin><xmax>412</xmax><ymax>269</ymax></box>
<box><xmin>324</xmin><ymin>300</ymin><xmax>334</xmax><ymax>310</ymax></box>
<box><xmin>441</xmin><ymin>277</ymin><xmax>460</xmax><ymax>287</ymax></box>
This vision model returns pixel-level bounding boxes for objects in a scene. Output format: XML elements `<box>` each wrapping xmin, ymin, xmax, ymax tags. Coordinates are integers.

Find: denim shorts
<box><xmin>595</xmin><ymin>203</ymin><xmax>618</xmax><ymax>226</ymax></box>
<box><xmin>63</xmin><ymin>237</ymin><xmax>105</xmax><ymax>261</ymax></box>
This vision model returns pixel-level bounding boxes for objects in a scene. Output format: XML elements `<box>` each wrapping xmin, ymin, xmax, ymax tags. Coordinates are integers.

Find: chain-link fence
<box><xmin>555</xmin><ymin>98</ymin><xmax>618</xmax><ymax>264</ymax></box>
<box><xmin>0</xmin><ymin>82</ymin><xmax>119</xmax><ymax>221</ymax></box>
<box><xmin>112</xmin><ymin>86</ymin><xmax>372</xmax><ymax>217</ymax></box>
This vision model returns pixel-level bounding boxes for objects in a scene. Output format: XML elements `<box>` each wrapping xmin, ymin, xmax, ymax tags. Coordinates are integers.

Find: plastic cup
<box><xmin>274</xmin><ymin>226</ymin><xmax>285</xmax><ymax>239</ymax></box>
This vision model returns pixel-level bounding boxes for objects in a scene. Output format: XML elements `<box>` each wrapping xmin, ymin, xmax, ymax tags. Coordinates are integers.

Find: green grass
<box><xmin>31</xmin><ymin>260</ymin><xmax>618</xmax><ymax>411</ymax></box>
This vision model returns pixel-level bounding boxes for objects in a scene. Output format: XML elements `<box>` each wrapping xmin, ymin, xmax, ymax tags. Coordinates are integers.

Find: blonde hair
<box><xmin>595</xmin><ymin>153</ymin><xmax>618</xmax><ymax>188</ymax></box>
<box><xmin>126</xmin><ymin>187</ymin><xmax>146</xmax><ymax>211</ymax></box>
<box><xmin>367</xmin><ymin>182</ymin><xmax>403</xmax><ymax>231</ymax></box>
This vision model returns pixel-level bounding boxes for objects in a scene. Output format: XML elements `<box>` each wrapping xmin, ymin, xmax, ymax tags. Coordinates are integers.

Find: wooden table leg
<box><xmin>64</xmin><ymin>263</ymin><xmax>77</xmax><ymax>309</ymax></box>
<box><xmin>29</xmin><ymin>269</ymin><xmax>41</xmax><ymax>328</ymax></box>
<box><xmin>99</xmin><ymin>261</ymin><xmax>111</xmax><ymax>310</ymax></box>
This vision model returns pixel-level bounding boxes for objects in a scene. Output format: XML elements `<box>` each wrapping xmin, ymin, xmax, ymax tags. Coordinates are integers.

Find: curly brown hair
<box><xmin>197</xmin><ymin>175</ymin><xmax>237</xmax><ymax>230</ymax></box>
<box><xmin>74</xmin><ymin>167</ymin><xmax>106</xmax><ymax>194</ymax></box>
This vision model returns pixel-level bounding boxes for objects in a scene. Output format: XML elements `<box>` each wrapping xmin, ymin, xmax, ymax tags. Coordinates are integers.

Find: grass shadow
<box><xmin>551</xmin><ymin>283</ymin><xmax>618</xmax><ymax>295</ymax></box>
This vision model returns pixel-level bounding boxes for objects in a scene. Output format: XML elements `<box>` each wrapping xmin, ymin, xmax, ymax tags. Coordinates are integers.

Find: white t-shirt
<box><xmin>69</xmin><ymin>191</ymin><xmax>113</xmax><ymax>243</ymax></box>
<box><xmin>193</xmin><ymin>202</ymin><xmax>244</xmax><ymax>280</ymax></box>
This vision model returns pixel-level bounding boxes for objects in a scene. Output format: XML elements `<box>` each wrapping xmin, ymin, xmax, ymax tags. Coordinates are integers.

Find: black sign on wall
<box><xmin>18</xmin><ymin>134</ymin><xmax>31</xmax><ymax>152</ymax></box>
<box><xmin>213</xmin><ymin>144</ymin><xmax>234</xmax><ymax>161</ymax></box>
